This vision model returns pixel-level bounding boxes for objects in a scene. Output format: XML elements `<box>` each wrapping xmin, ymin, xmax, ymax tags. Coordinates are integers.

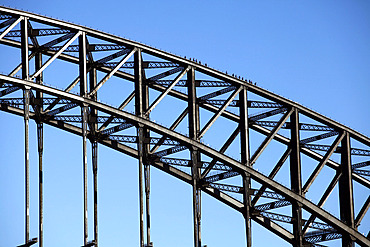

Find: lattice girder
<box><xmin>0</xmin><ymin>6</ymin><xmax>369</xmax><ymax>247</ymax></box>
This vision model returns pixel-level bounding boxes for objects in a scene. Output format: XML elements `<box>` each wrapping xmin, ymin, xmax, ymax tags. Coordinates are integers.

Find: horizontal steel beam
<box><xmin>258</xmin><ymin>211</ymin><xmax>333</xmax><ymax>231</ymax></box>
<box><xmin>304</xmin><ymin>230</ymin><xmax>341</xmax><ymax>244</ymax></box>
<box><xmin>353</xmin><ymin>161</ymin><xmax>370</xmax><ymax>170</ymax></box>
<box><xmin>300</xmin><ymin>131</ymin><xmax>339</xmax><ymax>145</ymax></box>
<box><xmin>151</xmin><ymin>146</ymin><xmax>187</xmax><ymax>158</ymax></box>
<box><xmin>5</xmin><ymin>28</ymin><xmax>71</xmax><ymax>37</ymax></box>
<box><xmin>253</xmin><ymin>121</ymin><xmax>335</xmax><ymax>131</ymax></box>
<box><xmin>103</xmin><ymin>61</ymin><xmax>180</xmax><ymax>69</ymax></box>
<box><xmin>100</xmin><ymin>122</ymin><xmax>133</xmax><ymax>136</ymax></box>
<box><xmin>155</xmin><ymin>79</ymin><xmax>231</xmax><ymax>87</ymax></box>
<box><xmin>203</xmin><ymin>171</ymin><xmax>240</xmax><ymax>183</ymax></box>
<box><xmin>254</xmin><ymin>200</ymin><xmax>291</xmax><ymax>211</ymax></box>
<box><xmin>107</xmin><ymin>135</ymin><xmax>181</xmax><ymax>146</ymax></box>
<box><xmin>303</xmin><ymin>144</ymin><xmax>370</xmax><ymax>156</ymax></box>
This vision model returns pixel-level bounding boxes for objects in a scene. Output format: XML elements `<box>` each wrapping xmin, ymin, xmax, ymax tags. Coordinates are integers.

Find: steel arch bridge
<box><xmin>0</xmin><ymin>6</ymin><xmax>369</xmax><ymax>247</ymax></box>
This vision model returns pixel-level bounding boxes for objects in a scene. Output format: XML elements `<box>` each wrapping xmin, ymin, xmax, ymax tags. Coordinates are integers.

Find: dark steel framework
<box><xmin>0</xmin><ymin>6</ymin><xmax>369</xmax><ymax>247</ymax></box>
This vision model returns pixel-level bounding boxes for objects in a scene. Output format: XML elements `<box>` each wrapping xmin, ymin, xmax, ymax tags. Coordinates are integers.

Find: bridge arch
<box><xmin>0</xmin><ymin>6</ymin><xmax>369</xmax><ymax>247</ymax></box>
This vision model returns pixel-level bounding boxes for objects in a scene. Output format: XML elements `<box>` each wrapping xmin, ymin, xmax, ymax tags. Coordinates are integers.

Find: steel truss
<box><xmin>0</xmin><ymin>6</ymin><xmax>369</xmax><ymax>247</ymax></box>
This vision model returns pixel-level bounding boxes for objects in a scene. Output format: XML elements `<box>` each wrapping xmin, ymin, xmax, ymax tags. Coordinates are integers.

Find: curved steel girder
<box><xmin>1</xmin><ymin>7</ymin><xmax>370</xmax><ymax>246</ymax></box>
<box><xmin>0</xmin><ymin>100</ymin><xmax>243</xmax><ymax>212</ymax></box>
<box><xmin>0</xmin><ymin>97</ymin><xmax>246</xmax><ymax>229</ymax></box>
<box><xmin>1</xmin><ymin>75</ymin><xmax>369</xmax><ymax>247</ymax></box>
<box><xmin>0</xmin><ymin>101</ymin><xmax>293</xmax><ymax>246</ymax></box>
<box><xmin>2</xmin><ymin>35</ymin><xmax>369</xmax><ymax>190</ymax></box>
<box><xmin>0</xmin><ymin>6</ymin><xmax>369</xmax><ymax>146</ymax></box>
<box><xmin>251</xmin><ymin>123</ymin><xmax>370</xmax><ymax>189</ymax></box>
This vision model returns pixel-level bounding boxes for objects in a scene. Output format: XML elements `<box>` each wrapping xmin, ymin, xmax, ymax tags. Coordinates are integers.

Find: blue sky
<box><xmin>0</xmin><ymin>1</ymin><xmax>369</xmax><ymax>247</ymax></box>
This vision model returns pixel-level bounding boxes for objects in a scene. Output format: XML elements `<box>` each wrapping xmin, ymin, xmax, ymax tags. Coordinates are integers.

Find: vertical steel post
<box><xmin>36</xmin><ymin>50</ymin><xmax>44</xmax><ymax>247</ymax></box>
<box><xmin>92</xmin><ymin>141</ymin><xmax>98</xmax><ymax>246</ymax></box>
<box><xmin>187</xmin><ymin>67</ymin><xmax>201</xmax><ymax>247</ymax></box>
<box><xmin>290</xmin><ymin>108</ymin><xmax>303</xmax><ymax>247</ymax></box>
<box><xmin>137</xmin><ymin>125</ymin><xmax>145</xmax><ymax>247</ymax></box>
<box><xmin>90</xmin><ymin>68</ymin><xmax>98</xmax><ymax>247</ymax></box>
<box><xmin>21</xmin><ymin>17</ymin><xmax>29</xmax><ymax>81</ymax></box>
<box><xmin>82</xmin><ymin>104</ymin><xmax>88</xmax><ymax>246</ymax></box>
<box><xmin>23</xmin><ymin>87</ymin><xmax>30</xmax><ymax>244</ymax></box>
<box><xmin>21</xmin><ymin>16</ymin><xmax>30</xmax><ymax>245</ymax></box>
<box><xmin>141</xmin><ymin>57</ymin><xmax>151</xmax><ymax>246</ymax></box>
<box><xmin>37</xmin><ymin>123</ymin><xmax>43</xmax><ymax>246</ymax></box>
<box><xmin>239</xmin><ymin>86</ymin><xmax>251</xmax><ymax>247</ymax></box>
<box><xmin>144</xmin><ymin>157</ymin><xmax>151</xmax><ymax>246</ymax></box>
<box><xmin>79</xmin><ymin>32</ymin><xmax>89</xmax><ymax>246</ymax></box>
<box><xmin>134</xmin><ymin>48</ymin><xmax>145</xmax><ymax>247</ymax></box>
<box><xmin>79</xmin><ymin>32</ymin><xmax>87</xmax><ymax>97</ymax></box>
<box><xmin>339</xmin><ymin>132</ymin><xmax>355</xmax><ymax>247</ymax></box>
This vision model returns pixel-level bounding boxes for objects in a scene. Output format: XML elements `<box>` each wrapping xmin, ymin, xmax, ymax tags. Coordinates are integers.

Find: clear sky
<box><xmin>0</xmin><ymin>1</ymin><xmax>369</xmax><ymax>247</ymax></box>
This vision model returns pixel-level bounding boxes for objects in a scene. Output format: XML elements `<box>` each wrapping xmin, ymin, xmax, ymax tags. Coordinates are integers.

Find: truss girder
<box><xmin>99</xmin><ymin>122</ymin><xmax>133</xmax><ymax>136</ymax></box>
<box><xmin>159</xmin><ymin>157</ymin><xmax>233</xmax><ymax>171</ymax></box>
<box><xmin>0</xmin><ymin>86</ymin><xmax>19</xmax><ymax>97</ymax></box>
<box><xmin>155</xmin><ymin>79</ymin><xmax>232</xmax><ymax>87</ymax></box>
<box><xmin>253</xmin><ymin>120</ymin><xmax>335</xmax><ymax>131</ymax></box>
<box><xmin>354</xmin><ymin>170</ymin><xmax>370</xmax><ymax>177</ymax></box>
<box><xmin>203</xmin><ymin>171</ymin><xmax>240</xmax><ymax>183</ymax></box>
<box><xmin>151</xmin><ymin>145</ymin><xmax>188</xmax><ymax>158</ymax></box>
<box><xmin>254</xmin><ymin>200</ymin><xmax>291</xmax><ymax>211</ymax></box>
<box><xmin>103</xmin><ymin>61</ymin><xmax>180</xmax><ymax>69</ymax></box>
<box><xmin>206</xmin><ymin>183</ymin><xmax>287</xmax><ymax>201</ymax></box>
<box><xmin>107</xmin><ymin>135</ymin><xmax>181</xmax><ymax>146</ymax></box>
<box><xmin>258</xmin><ymin>212</ymin><xmax>333</xmax><ymax>231</ymax></box>
<box><xmin>48</xmin><ymin>44</ymin><xmax>127</xmax><ymax>52</ymax></box>
<box><xmin>203</xmin><ymin>100</ymin><xmax>283</xmax><ymax>108</ymax></box>
<box><xmin>5</xmin><ymin>28</ymin><xmax>71</xmax><ymax>37</ymax></box>
<box><xmin>0</xmin><ymin>7</ymin><xmax>369</xmax><ymax>247</ymax></box>
<box><xmin>303</xmin><ymin>143</ymin><xmax>370</xmax><ymax>156</ymax></box>
<box><xmin>0</xmin><ymin>97</ymin><xmax>72</xmax><ymax>105</ymax></box>
<box><xmin>304</xmin><ymin>230</ymin><xmax>342</xmax><ymax>244</ymax></box>
<box><xmin>1</xmin><ymin>63</ymin><xmax>369</xmax><ymax>247</ymax></box>
<box><xmin>353</xmin><ymin>161</ymin><xmax>370</xmax><ymax>170</ymax></box>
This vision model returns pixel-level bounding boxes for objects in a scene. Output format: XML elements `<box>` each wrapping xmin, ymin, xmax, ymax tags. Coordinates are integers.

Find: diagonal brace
<box><xmin>89</xmin><ymin>48</ymin><xmax>137</xmax><ymax>96</ymax></box>
<box><xmin>44</xmin><ymin>76</ymin><xmax>82</xmax><ymax>112</ymax></box>
<box><xmin>150</xmin><ymin>108</ymin><xmax>188</xmax><ymax>154</ymax></box>
<box><xmin>41</xmin><ymin>32</ymin><xmax>75</xmax><ymax>48</ymax></box>
<box><xmin>0</xmin><ymin>17</ymin><xmax>19</xmax><ymax>29</ymax></box>
<box><xmin>250</xmin><ymin>108</ymin><xmax>293</xmax><ymax>165</ymax></box>
<box><xmin>198</xmin><ymin>86</ymin><xmax>242</xmax><ymax>139</ymax></box>
<box><xmin>0</xmin><ymin>16</ymin><xmax>23</xmax><ymax>40</ymax></box>
<box><xmin>31</xmin><ymin>32</ymin><xmax>81</xmax><ymax>80</ymax></box>
<box><xmin>302</xmin><ymin>172</ymin><xmax>341</xmax><ymax>234</ymax></box>
<box><xmin>201</xmin><ymin>126</ymin><xmax>240</xmax><ymax>178</ymax></box>
<box><xmin>251</xmin><ymin>148</ymin><xmax>291</xmax><ymax>206</ymax></box>
<box><xmin>98</xmin><ymin>91</ymin><xmax>135</xmax><ymax>132</ymax></box>
<box><xmin>302</xmin><ymin>132</ymin><xmax>345</xmax><ymax>194</ymax></box>
<box><xmin>95</xmin><ymin>48</ymin><xmax>131</xmax><ymax>65</ymax></box>
<box><xmin>145</xmin><ymin>66</ymin><xmax>190</xmax><ymax>116</ymax></box>
<box><xmin>146</xmin><ymin>67</ymin><xmax>183</xmax><ymax>82</ymax></box>
<box><xmin>355</xmin><ymin>195</ymin><xmax>370</xmax><ymax>228</ymax></box>
<box><xmin>9</xmin><ymin>51</ymin><xmax>37</xmax><ymax>77</ymax></box>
